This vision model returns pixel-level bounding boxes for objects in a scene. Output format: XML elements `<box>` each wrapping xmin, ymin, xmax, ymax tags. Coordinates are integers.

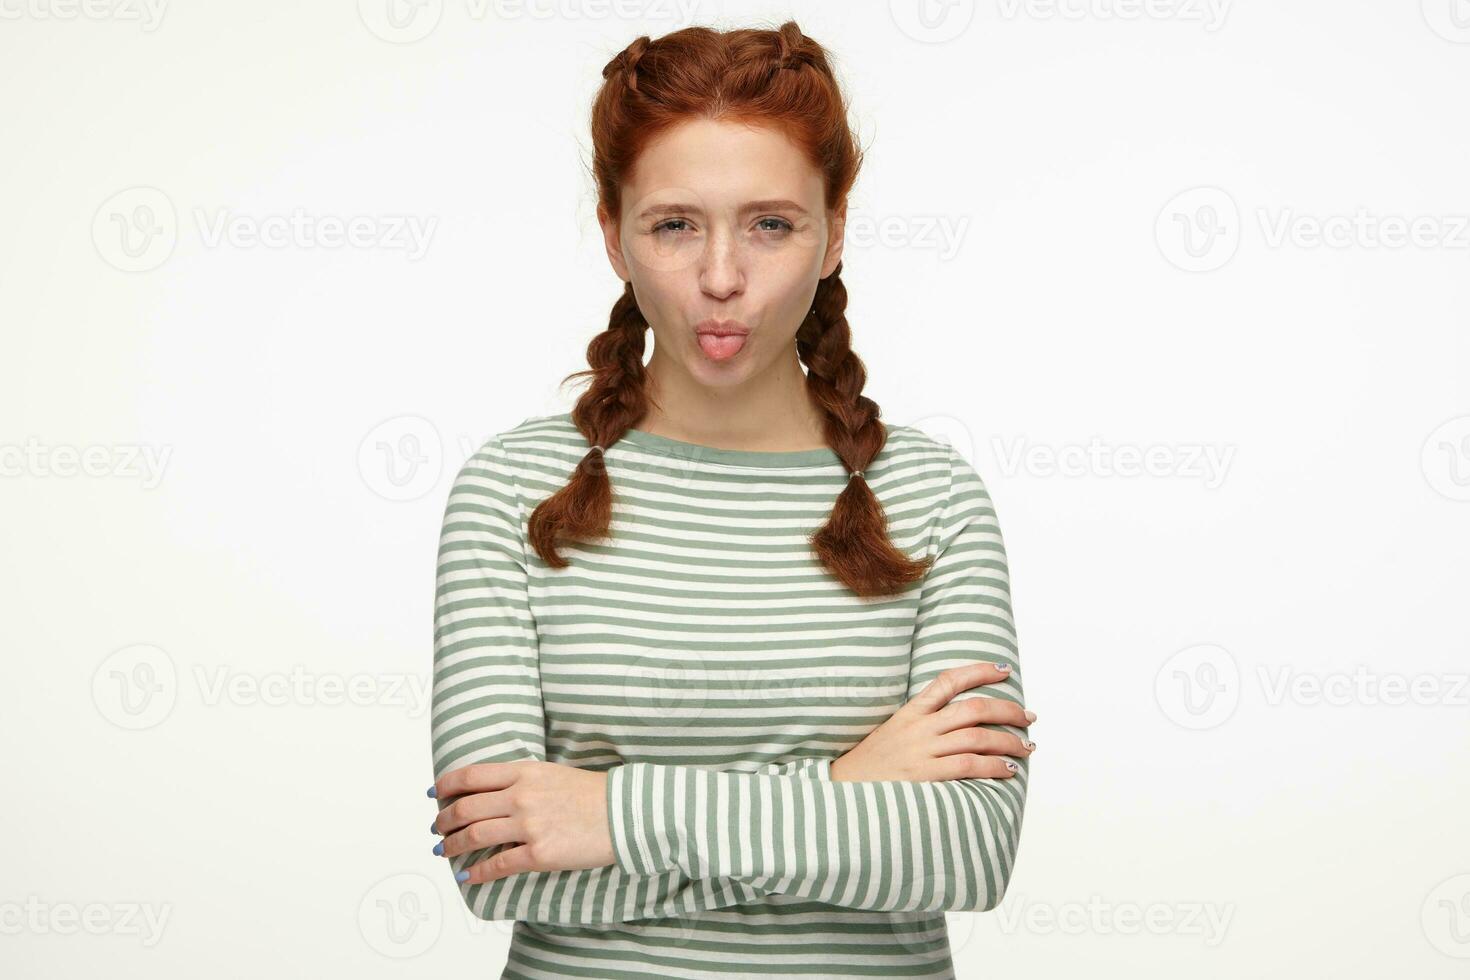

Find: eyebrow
<box><xmin>638</xmin><ymin>199</ymin><xmax>810</xmax><ymax>220</ymax></box>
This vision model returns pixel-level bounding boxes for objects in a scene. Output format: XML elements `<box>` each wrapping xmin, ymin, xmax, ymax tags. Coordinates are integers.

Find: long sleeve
<box><xmin>605</xmin><ymin>444</ymin><xmax>1028</xmax><ymax>912</ymax></box>
<box><xmin>430</xmin><ymin>437</ymin><xmax>833</xmax><ymax>924</ymax></box>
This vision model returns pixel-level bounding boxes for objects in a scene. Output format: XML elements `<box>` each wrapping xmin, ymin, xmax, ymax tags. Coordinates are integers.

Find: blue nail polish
<box><xmin>433</xmin><ymin>841</ymin><xmax>445</xmax><ymax>856</ymax></box>
<box><xmin>426</xmin><ymin>786</ymin><xmax>437</xmax><ymax>798</ymax></box>
<box><xmin>431</xmin><ymin>820</ymin><xmax>439</xmax><ymax>834</ymax></box>
<box><xmin>455</xmin><ymin>869</ymin><xmax>470</xmax><ymax>883</ymax></box>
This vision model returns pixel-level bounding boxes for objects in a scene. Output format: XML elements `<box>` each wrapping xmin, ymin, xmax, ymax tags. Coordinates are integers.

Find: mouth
<box><xmin>694</xmin><ymin>319</ymin><xmax>750</xmax><ymax>362</ymax></box>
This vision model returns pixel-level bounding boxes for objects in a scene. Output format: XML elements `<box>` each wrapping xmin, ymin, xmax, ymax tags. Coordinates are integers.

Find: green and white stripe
<box><xmin>430</xmin><ymin>411</ymin><xmax>1027</xmax><ymax>979</ymax></box>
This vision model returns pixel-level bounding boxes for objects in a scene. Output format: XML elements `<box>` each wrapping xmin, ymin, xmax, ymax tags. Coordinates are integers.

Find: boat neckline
<box><xmin>615</xmin><ymin>425</ymin><xmax>849</xmax><ymax>468</ymax></box>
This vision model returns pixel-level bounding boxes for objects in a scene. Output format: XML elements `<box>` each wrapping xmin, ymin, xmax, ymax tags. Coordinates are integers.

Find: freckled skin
<box><xmin>597</xmin><ymin>117</ymin><xmax>846</xmax><ymax>449</ymax></box>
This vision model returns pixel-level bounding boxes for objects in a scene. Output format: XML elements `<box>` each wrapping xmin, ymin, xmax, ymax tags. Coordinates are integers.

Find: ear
<box><xmin>820</xmin><ymin>203</ymin><xmax>846</xmax><ymax>279</ymax></box>
<box><xmin>597</xmin><ymin>203</ymin><xmax>631</xmax><ymax>282</ymax></box>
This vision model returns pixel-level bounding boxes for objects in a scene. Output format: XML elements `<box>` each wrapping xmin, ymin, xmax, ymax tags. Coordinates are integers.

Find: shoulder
<box><xmin>881</xmin><ymin>423</ymin><xmax>1000</xmax><ymax>559</ymax></box>
<box><xmin>453</xmin><ymin>412</ymin><xmax>588</xmax><ymax>498</ymax></box>
<box><xmin>880</xmin><ymin>422</ymin><xmax>991</xmax><ymax>500</ymax></box>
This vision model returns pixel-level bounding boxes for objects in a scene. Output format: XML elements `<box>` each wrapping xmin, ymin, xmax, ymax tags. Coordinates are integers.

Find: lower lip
<box><xmin>697</xmin><ymin>332</ymin><xmax>748</xmax><ymax>361</ymax></box>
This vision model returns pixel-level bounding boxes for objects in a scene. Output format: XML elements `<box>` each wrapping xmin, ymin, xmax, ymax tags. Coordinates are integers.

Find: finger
<box><xmin>464</xmin><ymin>843</ymin><xmax>539</xmax><ymax>884</ymax></box>
<box><xmin>930</xmin><ymin>752</ymin><xmax>1021</xmax><ymax>780</ymax></box>
<box><xmin>931</xmin><ymin>726</ymin><xmax>1034</xmax><ymax>760</ymax></box>
<box><xmin>432</xmin><ymin>760</ymin><xmax>524</xmax><ymax>801</ymax></box>
<box><xmin>906</xmin><ymin>662</ymin><xmax>1015</xmax><ymax>715</ymax></box>
<box><xmin>442</xmin><ymin>816</ymin><xmax>521</xmax><ymax>860</ymax></box>
<box><xmin>927</xmin><ymin>691</ymin><xmax>1030</xmax><ymax>734</ymax></box>
<box><xmin>435</xmin><ymin>789</ymin><xmax>514</xmax><ymax>836</ymax></box>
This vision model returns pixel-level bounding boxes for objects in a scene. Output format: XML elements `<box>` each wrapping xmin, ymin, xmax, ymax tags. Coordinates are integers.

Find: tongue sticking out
<box><xmin>697</xmin><ymin>333</ymin><xmax>747</xmax><ymax>361</ymax></box>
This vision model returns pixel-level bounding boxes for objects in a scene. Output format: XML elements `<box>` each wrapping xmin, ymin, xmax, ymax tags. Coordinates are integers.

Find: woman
<box><xmin>428</xmin><ymin>21</ymin><xmax>1035</xmax><ymax>979</ymax></box>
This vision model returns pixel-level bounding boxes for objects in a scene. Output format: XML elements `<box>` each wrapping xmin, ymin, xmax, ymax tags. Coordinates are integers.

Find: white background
<box><xmin>2</xmin><ymin>1</ymin><xmax>1468</xmax><ymax>977</ymax></box>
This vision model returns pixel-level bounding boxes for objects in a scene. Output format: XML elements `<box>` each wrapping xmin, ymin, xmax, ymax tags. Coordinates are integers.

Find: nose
<box><xmin>697</xmin><ymin>227</ymin><xmax>744</xmax><ymax>299</ymax></box>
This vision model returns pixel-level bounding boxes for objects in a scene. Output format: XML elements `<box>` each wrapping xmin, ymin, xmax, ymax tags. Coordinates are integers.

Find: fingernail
<box><xmin>431</xmin><ymin>820</ymin><xmax>439</xmax><ymax>834</ymax></box>
<box><xmin>1024</xmin><ymin>709</ymin><xmax>1037</xmax><ymax>723</ymax></box>
<box><xmin>455</xmin><ymin>869</ymin><xmax>470</xmax><ymax>883</ymax></box>
<box><xmin>993</xmin><ymin>662</ymin><xmax>1011</xmax><ymax>672</ymax></box>
<box><xmin>1023</xmin><ymin>740</ymin><xmax>1036</xmax><ymax>752</ymax></box>
<box><xmin>432</xmin><ymin>841</ymin><xmax>445</xmax><ymax>856</ymax></box>
<box><xmin>1004</xmin><ymin>761</ymin><xmax>1019</xmax><ymax>772</ymax></box>
<box><xmin>426</xmin><ymin>786</ymin><xmax>437</xmax><ymax>798</ymax></box>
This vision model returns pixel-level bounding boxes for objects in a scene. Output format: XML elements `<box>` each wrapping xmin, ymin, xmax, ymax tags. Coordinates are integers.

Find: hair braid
<box><xmin>601</xmin><ymin>34</ymin><xmax>652</xmax><ymax>97</ymax></box>
<box><xmin>797</xmin><ymin>263</ymin><xmax>936</xmax><ymax>596</ymax></box>
<box><xmin>774</xmin><ymin>20</ymin><xmax>817</xmax><ymax>71</ymax></box>
<box><xmin>527</xmin><ymin>281</ymin><xmax>650</xmax><ymax>568</ymax></box>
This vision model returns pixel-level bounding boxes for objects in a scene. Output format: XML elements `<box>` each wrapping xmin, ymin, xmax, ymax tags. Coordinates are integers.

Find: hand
<box><xmin>431</xmin><ymin>760</ymin><xmax>614</xmax><ymax>884</ymax></box>
<box><xmin>829</xmin><ymin>661</ymin><xmax>1035</xmax><ymax>782</ymax></box>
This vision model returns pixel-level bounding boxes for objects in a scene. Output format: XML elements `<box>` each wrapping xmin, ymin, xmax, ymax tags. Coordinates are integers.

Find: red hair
<box><xmin>528</xmin><ymin>20</ymin><xmax>932</xmax><ymax>598</ymax></box>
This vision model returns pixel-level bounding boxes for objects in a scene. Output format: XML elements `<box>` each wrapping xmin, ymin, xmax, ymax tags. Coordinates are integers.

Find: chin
<box><xmin>687</xmin><ymin>349</ymin><xmax>757</xmax><ymax>383</ymax></box>
<box><xmin>688</xmin><ymin>361</ymin><xmax>752</xmax><ymax>385</ymax></box>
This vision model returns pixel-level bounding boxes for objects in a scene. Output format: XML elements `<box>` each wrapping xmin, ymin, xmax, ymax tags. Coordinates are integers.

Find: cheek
<box><xmin>625</xmin><ymin>232</ymin><xmax>705</xmax><ymax>281</ymax></box>
<box><xmin>626</xmin><ymin>273</ymin><xmax>682</xmax><ymax>324</ymax></box>
<box><xmin>763</xmin><ymin>274</ymin><xmax>821</xmax><ymax>332</ymax></box>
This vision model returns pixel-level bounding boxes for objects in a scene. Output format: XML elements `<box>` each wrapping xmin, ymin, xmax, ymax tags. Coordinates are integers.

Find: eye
<box><xmin>757</xmin><ymin>217</ymin><xmax>794</xmax><ymax>234</ymax></box>
<box><xmin>652</xmin><ymin>218</ymin><xmax>693</xmax><ymax>235</ymax></box>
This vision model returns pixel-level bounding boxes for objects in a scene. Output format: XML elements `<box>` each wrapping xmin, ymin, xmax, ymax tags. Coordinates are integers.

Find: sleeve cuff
<box><xmin>606</xmin><ymin>759</ymin><xmax>831</xmax><ymax>877</ymax></box>
<box><xmin>607</xmin><ymin>762</ymin><xmax>677</xmax><ymax>877</ymax></box>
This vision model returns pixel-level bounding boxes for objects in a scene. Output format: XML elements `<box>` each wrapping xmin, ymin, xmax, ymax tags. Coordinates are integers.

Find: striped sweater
<box><xmin>429</xmin><ymin>411</ymin><xmax>1028</xmax><ymax>979</ymax></box>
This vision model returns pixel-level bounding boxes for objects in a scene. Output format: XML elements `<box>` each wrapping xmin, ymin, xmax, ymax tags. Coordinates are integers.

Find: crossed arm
<box><xmin>429</xmin><ymin>437</ymin><xmax>1027</xmax><ymax>923</ymax></box>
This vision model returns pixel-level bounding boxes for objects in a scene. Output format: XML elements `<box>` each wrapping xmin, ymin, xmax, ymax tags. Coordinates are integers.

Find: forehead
<box><xmin>628</xmin><ymin>118</ymin><xmax>824</xmax><ymax>209</ymax></box>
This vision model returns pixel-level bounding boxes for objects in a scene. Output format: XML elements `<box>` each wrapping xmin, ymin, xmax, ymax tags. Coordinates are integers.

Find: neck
<box><xmin>638</xmin><ymin>345</ymin><xmax>828</xmax><ymax>452</ymax></box>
